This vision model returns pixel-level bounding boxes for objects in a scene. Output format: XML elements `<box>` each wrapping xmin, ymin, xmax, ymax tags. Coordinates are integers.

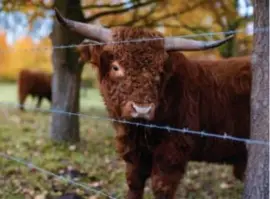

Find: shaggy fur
<box><xmin>77</xmin><ymin>27</ymin><xmax>251</xmax><ymax>199</ymax></box>
<box><xmin>17</xmin><ymin>69</ymin><xmax>52</xmax><ymax>111</ymax></box>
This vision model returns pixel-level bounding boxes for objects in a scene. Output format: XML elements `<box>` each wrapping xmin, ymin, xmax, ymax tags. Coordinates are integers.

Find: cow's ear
<box><xmin>90</xmin><ymin>45</ymin><xmax>103</xmax><ymax>67</ymax></box>
<box><xmin>75</xmin><ymin>41</ymin><xmax>103</xmax><ymax>68</ymax></box>
<box><xmin>99</xmin><ymin>50</ymin><xmax>114</xmax><ymax>79</ymax></box>
<box><xmin>76</xmin><ymin>45</ymin><xmax>91</xmax><ymax>63</ymax></box>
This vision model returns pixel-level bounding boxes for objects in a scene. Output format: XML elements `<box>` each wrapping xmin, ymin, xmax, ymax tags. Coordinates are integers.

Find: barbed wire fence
<box><xmin>0</xmin><ymin>26</ymin><xmax>269</xmax><ymax>198</ymax></box>
<box><xmin>0</xmin><ymin>152</ymin><xmax>118</xmax><ymax>199</ymax></box>
<box><xmin>0</xmin><ymin>102</ymin><xmax>119</xmax><ymax>198</ymax></box>
<box><xmin>0</xmin><ymin>27</ymin><xmax>269</xmax><ymax>54</ymax></box>
<box><xmin>1</xmin><ymin>101</ymin><xmax>269</xmax><ymax>145</ymax></box>
<box><xmin>1</xmin><ymin>100</ymin><xmax>269</xmax><ymax>198</ymax></box>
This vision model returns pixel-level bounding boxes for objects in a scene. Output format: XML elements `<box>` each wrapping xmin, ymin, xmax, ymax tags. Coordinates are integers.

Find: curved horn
<box><xmin>54</xmin><ymin>8</ymin><xmax>111</xmax><ymax>42</ymax></box>
<box><xmin>164</xmin><ymin>35</ymin><xmax>234</xmax><ymax>51</ymax></box>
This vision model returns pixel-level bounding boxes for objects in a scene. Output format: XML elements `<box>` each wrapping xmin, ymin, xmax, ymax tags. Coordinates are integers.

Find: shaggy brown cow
<box><xmin>55</xmin><ymin>9</ymin><xmax>251</xmax><ymax>199</ymax></box>
<box><xmin>18</xmin><ymin>69</ymin><xmax>52</xmax><ymax>111</ymax></box>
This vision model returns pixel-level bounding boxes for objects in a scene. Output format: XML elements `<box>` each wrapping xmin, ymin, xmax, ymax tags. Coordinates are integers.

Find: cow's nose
<box><xmin>122</xmin><ymin>101</ymin><xmax>156</xmax><ymax>120</ymax></box>
<box><xmin>131</xmin><ymin>102</ymin><xmax>153</xmax><ymax>114</ymax></box>
<box><xmin>128</xmin><ymin>102</ymin><xmax>155</xmax><ymax>119</ymax></box>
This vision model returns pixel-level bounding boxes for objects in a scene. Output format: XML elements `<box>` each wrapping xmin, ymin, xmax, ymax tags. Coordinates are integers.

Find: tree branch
<box><xmin>181</xmin><ymin>24</ymin><xmax>220</xmax><ymax>39</ymax></box>
<box><xmin>82</xmin><ymin>1</ymin><xmax>131</xmax><ymax>10</ymax></box>
<box><xmin>138</xmin><ymin>0</ymin><xmax>207</xmax><ymax>28</ymax></box>
<box><xmin>153</xmin><ymin>24</ymin><xmax>183</xmax><ymax>28</ymax></box>
<box><xmin>108</xmin><ymin>5</ymin><xmax>157</xmax><ymax>27</ymax></box>
<box><xmin>85</xmin><ymin>0</ymin><xmax>156</xmax><ymax>22</ymax></box>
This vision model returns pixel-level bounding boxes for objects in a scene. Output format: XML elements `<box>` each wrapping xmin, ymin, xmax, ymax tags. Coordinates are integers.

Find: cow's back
<box><xmin>188</xmin><ymin>56</ymin><xmax>251</xmax><ymax>163</ymax></box>
<box><xmin>30</xmin><ymin>71</ymin><xmax>51</xmax><ymax>97</ymax></box>
<box><xmin>18</xmin><ymin>69</ymin><xmax>51</xmax><ymax>98</ymax></box>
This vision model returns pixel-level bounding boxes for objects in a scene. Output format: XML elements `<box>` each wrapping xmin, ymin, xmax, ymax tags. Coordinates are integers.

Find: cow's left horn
<box><xmin>54</xmin><ymin>8</ymin><xmax>111</xmax><ymax>42</ymax></box>
<box><xmin>164</xmin><ymin>35</ymin><xmax>234</xmax><ymax>51</ymax></box>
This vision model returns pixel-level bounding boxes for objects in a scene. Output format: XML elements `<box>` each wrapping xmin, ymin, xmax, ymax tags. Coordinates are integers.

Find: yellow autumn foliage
<box><xmin>0</xmin><ymin>32</ymin><xmax>53</xmax><ymax>81</ymax></box>
<box><xmin>0</xmin><ymin>0</ymin><xmax>253</xmax><ymax>82</ymax></box>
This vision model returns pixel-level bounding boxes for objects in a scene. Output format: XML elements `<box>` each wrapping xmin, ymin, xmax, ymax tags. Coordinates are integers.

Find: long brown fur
<box><xmin>77</xmin><ymin>27</ymin><xmax>251</xmax><ymax>199</ymax></box>
<box><xmin>17</xmin><ymin>69</ymin><xmax>52</xmax><ymax>111</ymax></box>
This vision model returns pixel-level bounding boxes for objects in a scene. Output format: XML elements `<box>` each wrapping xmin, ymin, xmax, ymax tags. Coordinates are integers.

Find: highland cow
<box><xmin>18</xmin><ymin>69</ymin><xmax>52</xmax><ymax>111</ymax></box>
<box><xmin>55</xmin><ymin>9</ymin><xmax>251</xmax><ymax>199</ymax></box>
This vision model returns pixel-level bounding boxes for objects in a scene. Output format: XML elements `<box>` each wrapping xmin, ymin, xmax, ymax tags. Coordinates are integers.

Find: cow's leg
<box><xmin>233</xmin><ymin>156</ymin><xmax>247</xmax><ymax>181</ymax></box>
<box><xmin>19</xmin><ymin>93</ymin><xmax>27</xmax><ymax>111</ymax></box>
<box><xmin>151</xmin><ymin>140</ymin><xmax>190</xmax><ymax>199</ymax></box>
<box><xmin>151</xmin><ymin>170</ymin><xmax>184</xmax><ymax>199</ymax></box>
<box><xmin>151</xmin><ymin>162</ymin><xmax>187</xmax><ymax>199</ymax></box>
<box><xmin>36</xmin><ymin>97</ymin><xmax>42</xmax><ymax>109</ymax></box>
<box><xmin>125</xmin><ymin>161</ymin><xmax>151</xmax><ymax>199</ymax></box>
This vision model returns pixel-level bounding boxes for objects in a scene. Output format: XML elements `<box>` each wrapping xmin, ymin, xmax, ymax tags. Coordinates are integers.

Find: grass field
<box><xmin>0</xmin><ymin>82</ymin><xmax>244</xmax><ymax>199</ymax></box>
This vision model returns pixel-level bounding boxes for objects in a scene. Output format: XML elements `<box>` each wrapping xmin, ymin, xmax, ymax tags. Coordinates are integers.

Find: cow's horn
<box><xmin>54</xmin><ymin>8</ymin><xmax>111</xmax><ymax>42</ymax></box>
<box><xmin>164</xmin><ymin>35</ymin><xmax>234</xmax><ymax>51</ymax></box>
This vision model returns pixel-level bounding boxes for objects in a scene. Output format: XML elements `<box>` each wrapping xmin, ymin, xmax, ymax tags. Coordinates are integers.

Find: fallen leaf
<box><xmin>88</xmin><ymin>196</ymin><xmax>98</xmax><ymax>199</ymax></box>
<box><xmin>192</xmin><ymin>169</ymin><xmax>199</xmax><ymax>175</ymax></box>
<box><xmin>89</xmin><ymin>181</ymin><xmax>104</xmax><ymax>188</ymax></box>
<box><xmin>35</xmin><ymin>139</ymin><xmax>43</xmax><ymax>145</ymax></box>
<box><xmin>69</xmin><ymin>145</ymin><xmax>76</xmax><ymax>151</ymax></box>
<box><xmin>88</xmin><ymin>129</ymin><xmax>91</xmax><ymax>135</ymax></box>
<box><xmin>220</xmin><ymin>182</ymin><xmax>230</xmax><ymax>189</ymax></box>
<box><xmin>34</xmin><ymin>193</ymin><xmax>46</xmax><ymax>199</ymax></box>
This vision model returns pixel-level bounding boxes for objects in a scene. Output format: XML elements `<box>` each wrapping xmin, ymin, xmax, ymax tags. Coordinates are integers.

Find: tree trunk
<box><xmin>243</xmin><ymin>0</ymin><xmax>269</xmax><ymax>198</ymax></box>
<box><xmin>50</xmin><ymin>0</ymin><xmax>85</xmax><ymax>142</ymax></box>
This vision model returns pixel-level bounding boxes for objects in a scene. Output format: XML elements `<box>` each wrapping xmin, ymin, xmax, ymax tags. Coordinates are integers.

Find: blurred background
<box><xmin>0</xmin><ymin>0</ymin><xmax>256</xmax><ymax>199</ymax></box>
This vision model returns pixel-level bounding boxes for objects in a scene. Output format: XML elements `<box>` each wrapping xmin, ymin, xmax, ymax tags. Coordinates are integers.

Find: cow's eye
<box><xmin>112</xmin><ymin>65</ymin><xmax>119</xmax><ymax>71</ymax></box>
<box><xmin>110</xmin><ymin>61</ymin><xmax>125</xmax><ymax>78</ymax></box>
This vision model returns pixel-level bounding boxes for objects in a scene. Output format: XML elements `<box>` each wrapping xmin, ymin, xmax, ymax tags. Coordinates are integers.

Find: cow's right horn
<box><xmin>54</xmin><ymin>8</ymin><xmax>111</xmax><ymax>42</ymax></box>
<box><xmin>164</xmin><ymin>35</ymin><xmax>234</xmax><ymax>51</ymax></box>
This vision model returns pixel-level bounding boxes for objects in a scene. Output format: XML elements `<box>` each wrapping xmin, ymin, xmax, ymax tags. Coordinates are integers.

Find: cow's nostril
<box><xmin>131</xmin><ymin>102</ymin><xmax>152</xmax><ymax>114</ymax></box>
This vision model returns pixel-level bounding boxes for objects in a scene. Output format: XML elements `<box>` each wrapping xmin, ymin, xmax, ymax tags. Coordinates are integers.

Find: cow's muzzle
<box><xmin>122</xmin><ymin>101</ymin><xmax>155</xmax><ymax>120</ymax></box>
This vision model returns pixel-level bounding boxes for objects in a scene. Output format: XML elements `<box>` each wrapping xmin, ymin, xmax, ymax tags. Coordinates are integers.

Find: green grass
<box><xmin>0</xmin><ymin>82</ymin><xmax>104</xmax><ymax>110</ymax></box>
<box><xmin>0</xmin><ymin>82</ymin><xmax>244</xmax><ymax>199</ymax></box>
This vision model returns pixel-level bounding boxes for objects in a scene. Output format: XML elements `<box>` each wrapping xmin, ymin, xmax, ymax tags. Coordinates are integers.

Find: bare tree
<box><xmin>243</xmin><ymin>0</ymin><xmax>269</xmax><ymax>198</ymax></box>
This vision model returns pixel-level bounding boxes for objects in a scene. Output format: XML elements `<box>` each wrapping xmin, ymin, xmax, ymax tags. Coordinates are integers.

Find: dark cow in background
<box><xmin>17</xmin><ymin>68</ymin><xmax>52</xmax><ymax>111</ymax></box>
<box><xmin>55</xmin><ymin>9</ymin><xmax>251</xmax><ymax>199</ymax></box>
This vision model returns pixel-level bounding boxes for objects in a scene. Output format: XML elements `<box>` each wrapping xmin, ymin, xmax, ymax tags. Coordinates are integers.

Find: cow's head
<box><xmin>55</xmin><ymin>9</ymin><xmax>233</xmax><ymax>121</ymax></box>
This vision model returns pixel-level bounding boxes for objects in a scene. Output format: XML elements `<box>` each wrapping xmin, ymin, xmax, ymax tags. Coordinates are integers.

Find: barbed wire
<box><xmin>0</xmin><ymin>152</ymin><xmax>118</xmax><ymax>199</ymax></box>
<box><xmin>0</xmin><ymin>26</ymin><xmax>269</xmax><ymax>54</ymax></box>
<box><xmin>0</xmin><ymin>101</ymin><xmax>269</xmax><ymax>146</ymax></box>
